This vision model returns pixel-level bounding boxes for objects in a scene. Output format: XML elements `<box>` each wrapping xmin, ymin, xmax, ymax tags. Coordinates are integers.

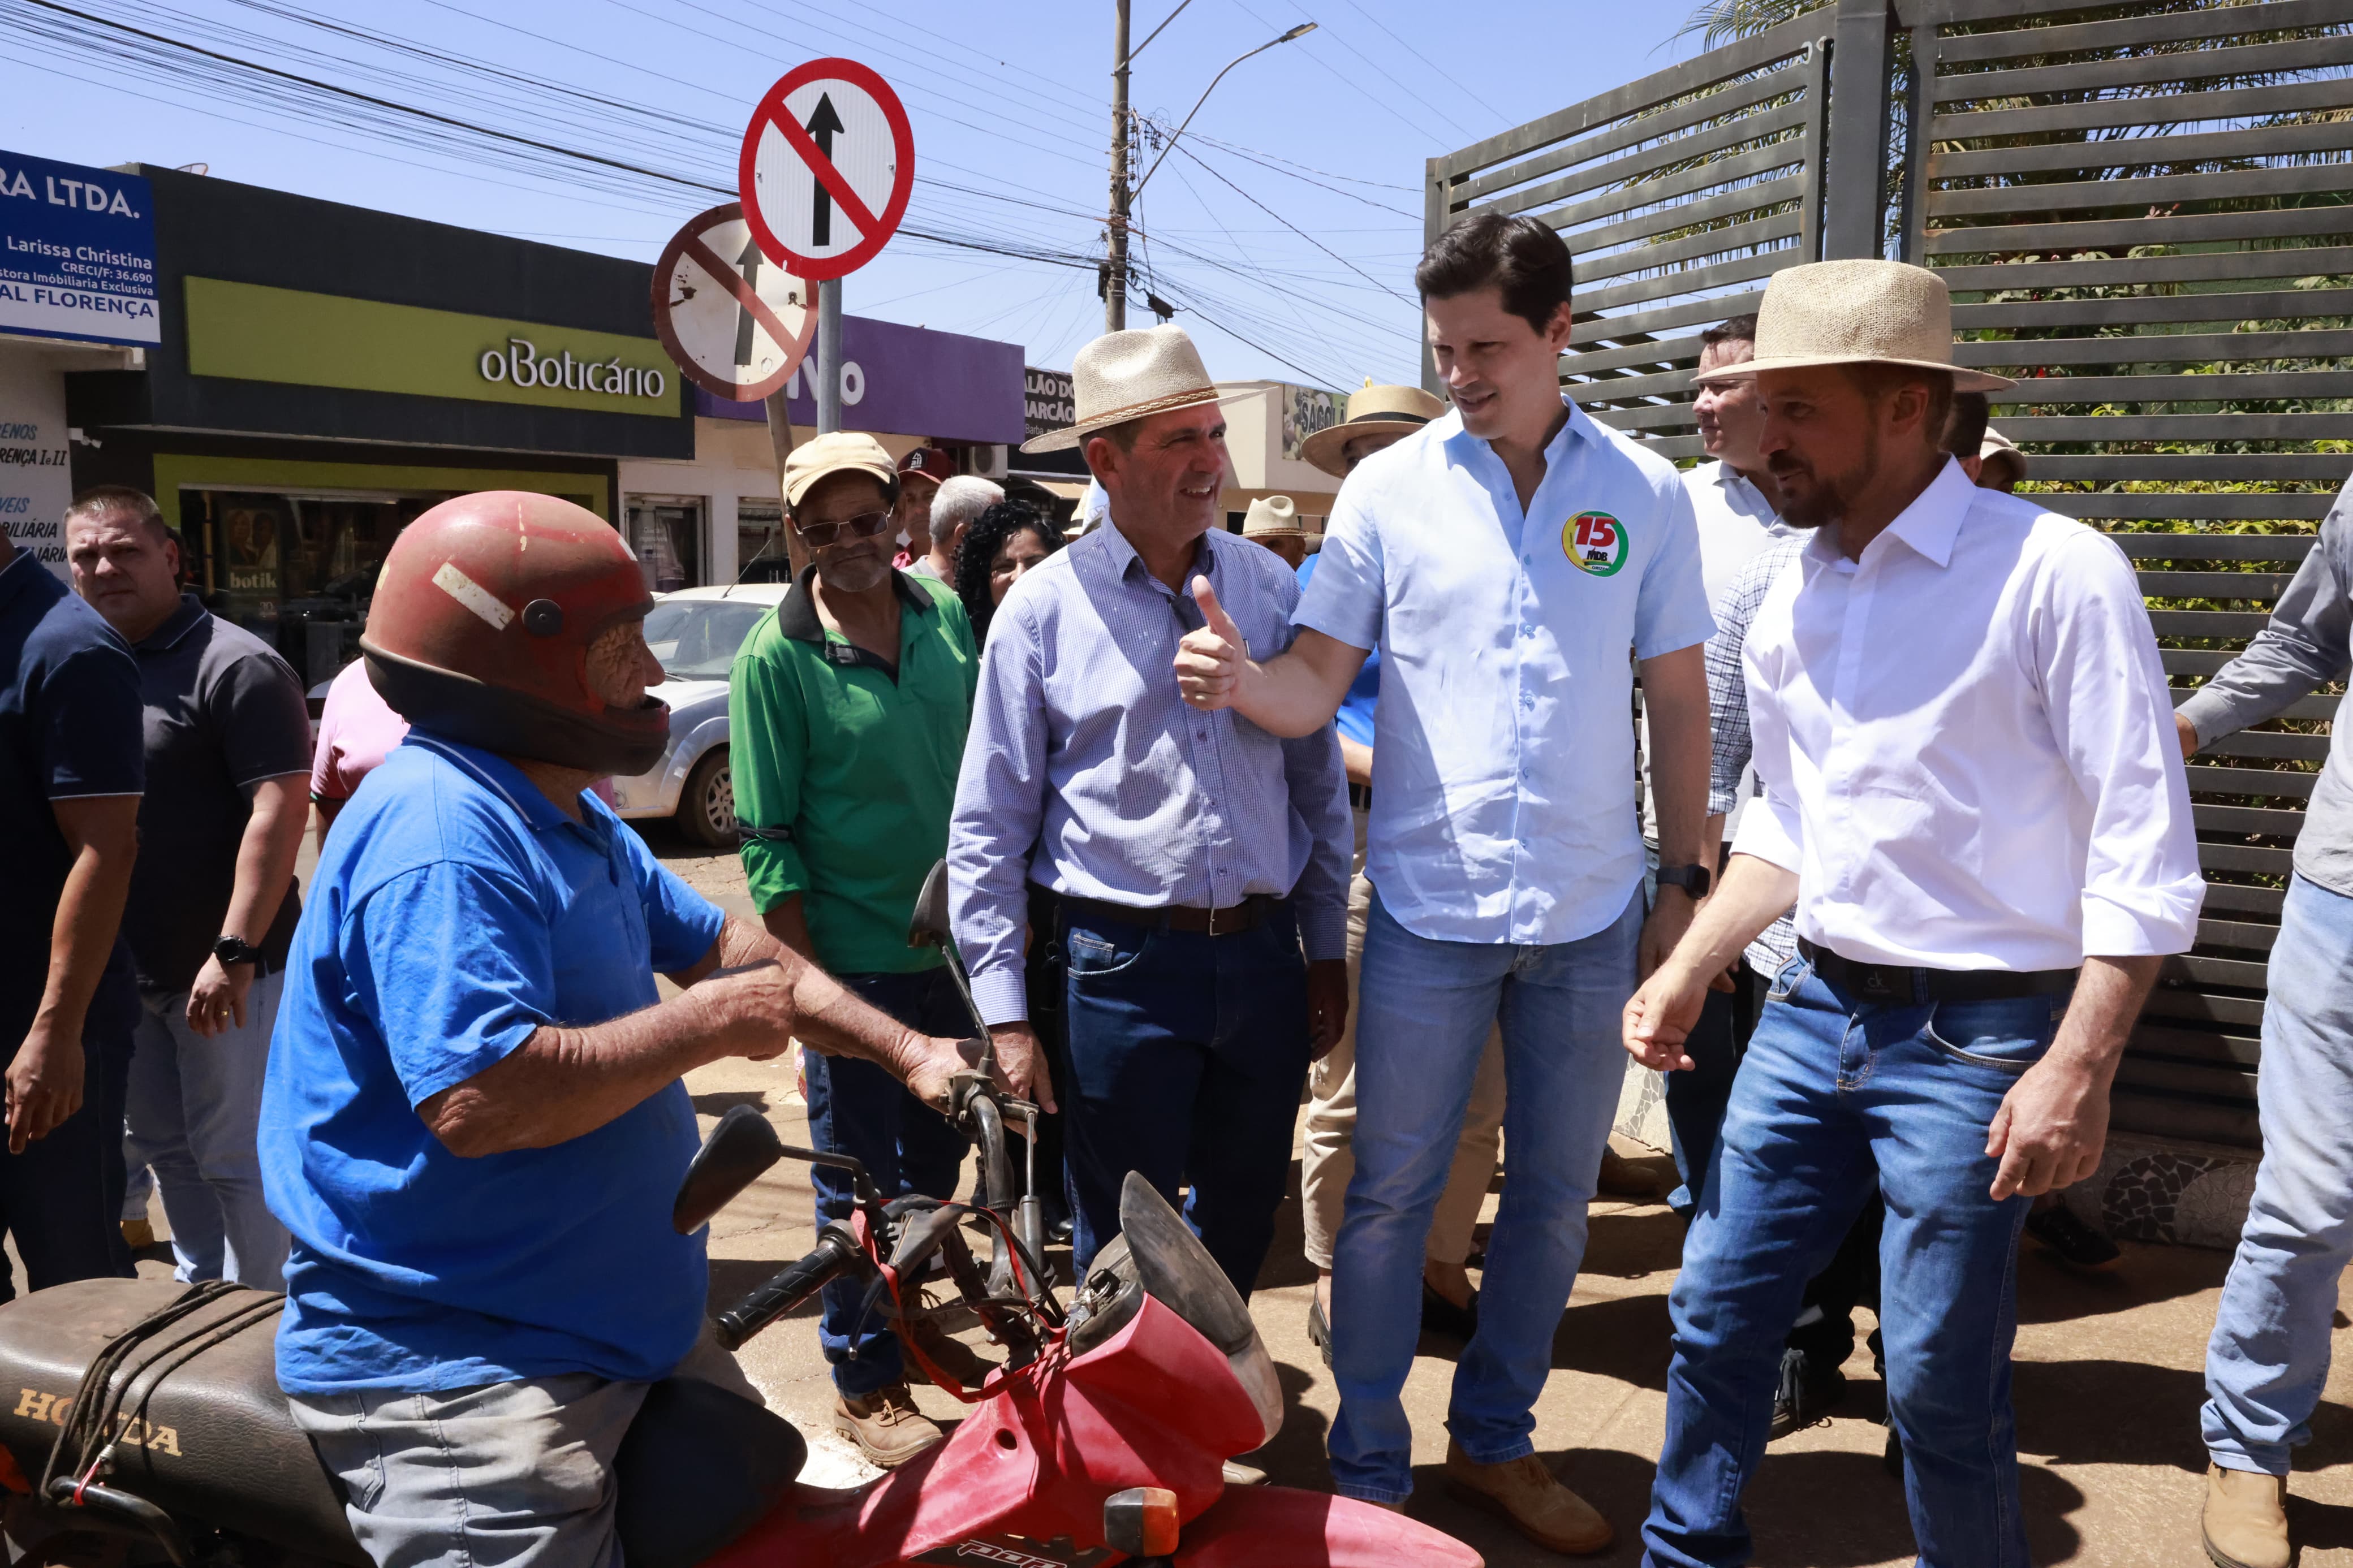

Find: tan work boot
<box><xmin>1443</xmin><ymin>1441</ymin><xmax>1612</xmax><ymax>1555</ymax></box>
<box><xmin>2203</xmin><ymin>1465</ymin><xmax>2290</xmax><ymax>1568</ymax></box>
<box><xmin>833</xmin><ymin>1383</ymin><xmax>944</xmax><ymax>1468</ymax></box>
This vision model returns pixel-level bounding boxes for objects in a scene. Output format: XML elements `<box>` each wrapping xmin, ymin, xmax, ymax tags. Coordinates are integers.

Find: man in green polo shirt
<box><xmin>730</xmin><ymin>431</ymin><xmax>1023</xmax><ymax>1467</ymax></box>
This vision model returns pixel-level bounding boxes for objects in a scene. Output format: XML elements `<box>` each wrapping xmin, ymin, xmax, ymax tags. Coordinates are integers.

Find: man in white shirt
<box><xmin>1623</xmin><ymin>260</ymin><xmax>2203</xmax><ymax>1567</ymax></box>
<box><xmin>1177</xmin><ymin>211</ymin><xmax>1716</xmax><ymax>1554</ymax></box>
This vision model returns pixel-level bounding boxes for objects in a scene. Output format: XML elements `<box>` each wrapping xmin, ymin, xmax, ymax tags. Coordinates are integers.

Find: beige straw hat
<box><xmin>1300</xmin><ymin>381</ymin><xmax>1449</xmax><ymax>478</ymax></box>
<box><xmin>1020</xmin><ymin>325</ymin><xmax>1256</xmax><ymax>454</ymax></box>
<box><xmin>1979</xmin><ymin>425</ymin><xmax>2029</xmax><ymax>483</ymax></box>
<box><xmin>1242</xmin><ymin>494</ymin><xmax>1318</xmax><ymax>542</ymax></box>
<box><xmin>1694</xmin><ymin>260</ymin><xmax>2015</xmax><ymax>395</ymax></box>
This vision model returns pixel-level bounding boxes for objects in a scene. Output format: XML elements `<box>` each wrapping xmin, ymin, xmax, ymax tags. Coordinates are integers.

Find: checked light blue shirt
<box><xmin>949</xmin><ymin>519</ymin><xmax>1351</xmax><ymax>1026</ymax></box>
<box><xmin>1295</xmin><ymin>400</ymin><xmax>1715</xmax><ymax>947</ymax></box>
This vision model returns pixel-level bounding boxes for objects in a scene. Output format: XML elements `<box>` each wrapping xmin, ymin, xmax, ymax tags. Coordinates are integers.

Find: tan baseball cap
<box><xmin>783</xmin><ymin>431</ymin><xmax>898</xmax><ymax>508</ymax></box>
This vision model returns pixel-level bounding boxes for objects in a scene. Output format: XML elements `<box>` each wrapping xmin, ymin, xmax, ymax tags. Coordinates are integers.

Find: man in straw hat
<box><xmin>1289</xmin><ymin>379</ymin><xmax>1508</xmax><ymax>1370</ymax></box>
<box><xmin>1178</xmin><ymin>210</ymin><xmax>1719</xmax><ymax>1552</ymax></box>
<box><xmin>948</xmin><ymin>325</ymin><xmax>1350</xmax><ymax>1308</ymax></box>
<box><xmin>1622</xmin><ymin>258</ymin><xmax>2203</xmax><ymax>1565</ymax></box>
<box><xmin>1240</xmin><ymin>494</ymin><xmax>1316</xmax><ymax>569</ymax></box>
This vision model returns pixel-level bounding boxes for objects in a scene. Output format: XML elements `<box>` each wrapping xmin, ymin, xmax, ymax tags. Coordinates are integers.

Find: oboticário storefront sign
<box><xmin>480</xmin><ymin>338</ymin><xmax>666</xmax><ymax>400</ymax></box>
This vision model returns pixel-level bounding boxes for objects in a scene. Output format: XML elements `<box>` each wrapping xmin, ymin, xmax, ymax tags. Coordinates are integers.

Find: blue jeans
<box><xmin>805</xmin><ymin>967</ymin><xmax>970</xmax><ymax>1398</ymax></box>
<box><xmin>1059</xmin><ymin>901</ymin><xmax>1309</xmax><ymax>1298</ymax></box>
<box><xmin>1327</xmin><ymin>885</ymin><xmax>1641</xmax><ymax>1504</ymax></box>
<box><xmin>126</xmin><ymin>972</ymin><xmax>290</xmax><ymax>1291</ymax></box>
<box><xmin>1643</xmin><ymin>958</ymin><xmax>2060</xmax><ymax>1568</ymax></box>
<box><xmin>2205</xmin><ymin>872</ymin><xmax>2353</xmax><ymax>1476</ymax></box>
<box><xmin>1665</xmin><ymin>984</ymin><xmax>1746</xmax><ymax>1215</ymax></box>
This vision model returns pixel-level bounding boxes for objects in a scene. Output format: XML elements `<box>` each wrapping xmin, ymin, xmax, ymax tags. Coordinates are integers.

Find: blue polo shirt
<box><xmin>262</xmin><ymin>733</ymin><xmax>728</xmax><ymax>1394</ymax></box>
<box><xmin>1296</xmin><ymin>400</ymin><xmax>1714</xmax><ymax>945</ymax></box>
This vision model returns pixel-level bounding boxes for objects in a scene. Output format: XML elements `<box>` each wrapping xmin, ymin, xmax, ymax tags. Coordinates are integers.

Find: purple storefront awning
<box><xmin>692</xmin><ymin>314</ymin><xmax>1025</xmax><ymax>445</ymax></box>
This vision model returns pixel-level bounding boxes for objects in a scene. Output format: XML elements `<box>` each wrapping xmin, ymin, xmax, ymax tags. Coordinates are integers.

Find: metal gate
<box><xmin>1429</xmin><ymin>0</ymin><xmax>2353</xmax><ymax>1151</ymax></box>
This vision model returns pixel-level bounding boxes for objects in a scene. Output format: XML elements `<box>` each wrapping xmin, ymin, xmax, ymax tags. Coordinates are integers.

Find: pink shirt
<box><xmin>311</xmin><ymin>659</ymin><xmax>619</xmax><ymax>809</ymax></box>
<box><xmin>311</xmin><ymin>660</ymin><xmax>410</xmax><ymax>805</ymax></box>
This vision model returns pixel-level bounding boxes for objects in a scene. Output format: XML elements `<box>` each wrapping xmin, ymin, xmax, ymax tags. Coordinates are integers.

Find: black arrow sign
<box><xmin>734</xmin><ymin>232</ymin><xmax>762</xmax><ymax>369</ymax></box>
<box><xmin>805</xmin><ymin>92</ymin><xmax>844</xmax><ymax>247</ymax></box>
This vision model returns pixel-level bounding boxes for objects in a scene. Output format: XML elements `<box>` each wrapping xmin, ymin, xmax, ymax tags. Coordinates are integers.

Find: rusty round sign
<box><xmin>650</xmin><ymin>202</ymin><xmax>816</xmax><ymax>402</ymax></box>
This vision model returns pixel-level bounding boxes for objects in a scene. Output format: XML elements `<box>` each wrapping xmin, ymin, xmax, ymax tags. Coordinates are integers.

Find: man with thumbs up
<box><xmin>948</xmin><ymin>326</ymin><xmax>1350</xmax><ymax>1303</ymax></box>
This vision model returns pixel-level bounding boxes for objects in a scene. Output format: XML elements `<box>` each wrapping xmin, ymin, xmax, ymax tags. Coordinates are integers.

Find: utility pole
<box><xmin>1106</xmin><ymin>0</ymin><xmax>1131</xmax><ymax>334</ymax></box>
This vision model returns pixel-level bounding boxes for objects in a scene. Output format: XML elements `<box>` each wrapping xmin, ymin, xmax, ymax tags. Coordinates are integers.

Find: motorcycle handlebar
<box><xmin>714</xmin><ymin>1229</ymin><xmax>864</xmax><ymax>1351</ymax></box>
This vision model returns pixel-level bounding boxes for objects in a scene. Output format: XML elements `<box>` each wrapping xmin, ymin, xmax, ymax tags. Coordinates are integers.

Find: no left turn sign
<box><xmin>651</xmin><ymin>202</ymin><xmax>816</xmax><ymax>401</ymax></box>
<box><xmin>739</xmin><ymin>57</ymin><xmax>915</xmax><ymax>282</ymax></box>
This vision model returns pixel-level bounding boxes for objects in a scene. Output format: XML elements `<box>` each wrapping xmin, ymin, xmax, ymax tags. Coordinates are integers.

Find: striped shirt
<box><xmin>1706</xmin><ymin>537</ymin><xmax>1803</xmax><ymax>973</ymax></box>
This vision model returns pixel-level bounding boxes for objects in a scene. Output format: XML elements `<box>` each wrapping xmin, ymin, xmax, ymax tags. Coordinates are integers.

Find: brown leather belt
<box><xmin>1796</xmin><ymin>939</ymin><xmax>2076</xmax><ymax>1004</ymax></box>
<box><xmin>1060</xmin><ymin>892</ymin><xmax>1279</xmax><ymax>938</ymax></box>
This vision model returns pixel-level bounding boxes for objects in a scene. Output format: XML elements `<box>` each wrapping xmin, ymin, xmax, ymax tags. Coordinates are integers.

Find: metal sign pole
<box><xmin>816</xmin><ymin>277</ymin><xmax>844</xmax><ymax>434</ymax></box>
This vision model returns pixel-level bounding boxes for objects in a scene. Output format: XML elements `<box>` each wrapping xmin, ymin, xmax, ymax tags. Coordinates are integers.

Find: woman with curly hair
<box><xmin>953</xmin><ymin>500</ymin><xmax>1063</xmax><ymax>642</ymax></box>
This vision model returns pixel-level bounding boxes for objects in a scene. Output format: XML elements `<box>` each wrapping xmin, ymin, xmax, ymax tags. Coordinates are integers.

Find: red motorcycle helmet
<box><xmin>359</xmin><ymin>491</ymin><xmax>669</xmax><ymax>775</ymax></box>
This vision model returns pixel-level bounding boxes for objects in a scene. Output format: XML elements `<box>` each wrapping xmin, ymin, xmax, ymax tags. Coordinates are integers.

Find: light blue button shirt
<box><xmin>949</xmin><ymin>519</ymin><xmax>1351</xmax><ymax>1025</ymax></box>
<box><xmin>1295</xmin><ymin>400</ymin><xmax>1714</xmax><ymax>947</ymax></box>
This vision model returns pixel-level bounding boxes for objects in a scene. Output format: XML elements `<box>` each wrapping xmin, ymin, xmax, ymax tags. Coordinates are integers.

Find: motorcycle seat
<box><xmin>0</xmin><ymin>1278</ymin><xmax>807</xmax><ymax>1566</ymax></box>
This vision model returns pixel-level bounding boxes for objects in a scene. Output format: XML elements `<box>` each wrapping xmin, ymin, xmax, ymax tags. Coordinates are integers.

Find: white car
<box><xmin>610</xmin><ymin>582</ymin><xmax>792</xmax><ymax>846</ymax></box>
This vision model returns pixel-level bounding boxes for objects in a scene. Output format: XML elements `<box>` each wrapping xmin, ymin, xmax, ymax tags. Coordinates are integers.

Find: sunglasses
<box><xmin>794</xmin><ymin>509</ymin><xmax>894</xmax><ymax>548</ymax></box>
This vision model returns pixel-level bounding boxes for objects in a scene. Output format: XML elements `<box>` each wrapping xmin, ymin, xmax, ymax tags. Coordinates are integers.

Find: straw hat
<box><xmin>1301</xmin><ymin>381</ymin><xmax>1449</xmax><ymax>478</ymax></box>
<box><xmin>1694</xmin><ymin>260</ymin><xmax>2015</xmax><ymax>394</ymax></box>
<box><xmin>1979</xmin><ymin>425</ymin><xmax>2029</xmax><ymax>484</ymax></box>
<box><xmin>1020</xmin><ymin>325</ymin><xmax>1255</xmax><ymax>453</ymax></box>
<box><xmin>783</xmin><ymin>431</ymin><xmax>899</xmax><ymax>507</ymax></box>
<box><xmin>1242</xmin><ymin>494</ymin><xmax>1317</xmax><ymax>542</ymax></box>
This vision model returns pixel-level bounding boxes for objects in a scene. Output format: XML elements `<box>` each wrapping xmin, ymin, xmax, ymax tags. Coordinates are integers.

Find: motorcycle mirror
<box><xmin>673</xmin><ymin>1104</ymin><xmax>786</xmax><ymax>1234</ymax></box>
<box><xmin>907</xmin><ymin>859</ymin><xmax>954</xmax><ymax>951</ymax></box>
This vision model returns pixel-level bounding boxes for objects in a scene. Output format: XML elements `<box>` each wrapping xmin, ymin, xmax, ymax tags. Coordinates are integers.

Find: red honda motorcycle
<box><xmin>0</xmin><ymin>866</ymin><xmax>1483</xmax><ymax>1568</ymax></box>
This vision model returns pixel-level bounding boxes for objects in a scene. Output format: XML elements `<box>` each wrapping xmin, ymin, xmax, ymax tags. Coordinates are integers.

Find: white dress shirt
<box><xmin>1296</xmin><ymin>400</ymin><xmax>1713</xmax><ymax>947</ymax></box>
<box><xmin>1686</xmin><ymin>460</ymin><xmax>1791</xmax><ymax>610</ymax></box>
<box><xmin>1731</xmin><ymin>459</ymin><xmax>2203</xmax><ymax>970</ymax></box>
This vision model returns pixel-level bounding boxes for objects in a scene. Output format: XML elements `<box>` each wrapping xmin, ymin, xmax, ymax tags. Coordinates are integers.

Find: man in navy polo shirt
<box><xmin>0</xmin><ymin>526</ymin><xmax>143</xmax><ymax>1295</ymax></box>
<box><xmin>261</xmin><ymin>494</ymin><xmax>988</xmax><ymax>1568</ymax></box>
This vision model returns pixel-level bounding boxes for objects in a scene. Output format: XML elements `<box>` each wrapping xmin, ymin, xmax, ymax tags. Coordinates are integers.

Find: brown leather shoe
<box><xmin>2203</xmin><ymin>1464</ymin><xmax>2290</xmax><ymax>1568</ymax></box>
<box><xmin>833</xmin><ymin>1384</ymin><xmax>944</xmax><ymax>1468</ymax></box>
<box><xmin>1444</xmin><ymin>1441</ymin><xmax>1611</xmax><ymax>1555</ymax></box>
<box><xmin>1595</xmin><ymin>1145</ymin><xmax>1660</xmax><ymax>1200</ymax></box>
<box><xmin>121</xmin><ymin>1219</ymin><xmax>154</xmax><ymax>1250</ymax></box>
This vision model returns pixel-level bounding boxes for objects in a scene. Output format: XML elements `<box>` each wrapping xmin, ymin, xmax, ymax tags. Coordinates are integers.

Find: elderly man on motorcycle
<box><xmin>258</xmin><ymin>493</ymin><xmax>989</xmax><ymax>1568</ymax></box>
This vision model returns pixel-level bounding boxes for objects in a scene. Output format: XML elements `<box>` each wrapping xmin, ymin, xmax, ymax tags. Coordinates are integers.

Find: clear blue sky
<box><xmin>0</xmin><ymin>0</ymin><xmax>1713</xmax><ymax>388</ymax></box>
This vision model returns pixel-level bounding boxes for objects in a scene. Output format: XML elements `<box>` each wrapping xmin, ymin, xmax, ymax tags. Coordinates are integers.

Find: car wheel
<box><xmin>679</xmin><ymin>747</ymin><xmax>735</xmax><ymax>849</ymax></box>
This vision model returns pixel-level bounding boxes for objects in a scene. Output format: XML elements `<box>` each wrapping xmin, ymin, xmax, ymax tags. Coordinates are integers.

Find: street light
<box><xmin>1132</xmin><ymin>24</ymin><xmax>1318</xmax><ymax>202</ymax></box>
<box><xmin>1105</xmin><ymin>8</ymin><xmax>1315</xmax><ymax>332</ymax></box>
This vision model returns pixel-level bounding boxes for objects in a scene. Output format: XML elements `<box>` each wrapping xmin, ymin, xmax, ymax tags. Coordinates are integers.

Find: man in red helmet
<box><xmin>258</xmin><ymin>492</ymin><xmax>989</xmax><ymax>1567</ymax></box>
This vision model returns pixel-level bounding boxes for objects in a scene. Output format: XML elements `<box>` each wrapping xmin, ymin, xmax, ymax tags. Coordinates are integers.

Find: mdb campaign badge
<box><xmin>1563</xmin><ymin>511</ymin><xmax>1628</xmax><ymax>576</ymax></box>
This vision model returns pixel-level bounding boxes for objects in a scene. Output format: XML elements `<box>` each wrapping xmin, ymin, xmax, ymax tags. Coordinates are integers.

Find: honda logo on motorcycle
<box><xmin>919</xmin><ymin>1535</ymin><xmax>1112</xmax><ymax>1568</ymax></box>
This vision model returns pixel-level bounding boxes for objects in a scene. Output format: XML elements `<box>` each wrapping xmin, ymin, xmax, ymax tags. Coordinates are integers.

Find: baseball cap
<box><xmin>783</xmin><ymin>431</ymin><xmax>900</xmax><ymax>508</ymax></box>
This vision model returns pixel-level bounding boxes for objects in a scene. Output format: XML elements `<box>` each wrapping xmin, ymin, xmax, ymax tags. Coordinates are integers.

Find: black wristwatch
<box><xmin>212</xmin><ymin>935</ymin><xmax>263</xmax><ymax>968</ymax></box>
<box><xmin>1656</xmin><ymin>864</ymin><xmax>1712</xmax><ymax>900</ymax></box>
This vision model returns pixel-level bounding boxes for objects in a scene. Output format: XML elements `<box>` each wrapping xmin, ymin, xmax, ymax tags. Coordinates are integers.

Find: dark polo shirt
<box><xmin>0</xmin><ymin>551</ymin><xmax>143</xmax><ymax>1052</ymax></box>
<box><xmin>122</xmin><ymin>594</ymin><xmax>310</xmax><ymax>995</ymax></box>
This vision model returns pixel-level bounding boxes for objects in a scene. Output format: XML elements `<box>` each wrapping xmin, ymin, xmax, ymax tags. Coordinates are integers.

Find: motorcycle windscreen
<box><xmin>1114</xmin><ymin>1171</ymin><xmax>1283</xmax><ymax>1444</ymax></box>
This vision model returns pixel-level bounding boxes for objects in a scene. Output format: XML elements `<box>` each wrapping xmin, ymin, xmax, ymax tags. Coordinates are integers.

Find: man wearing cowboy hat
<box><xmin>1622</xmin><ymin>258</ymin><xmax>2201</xmax><ymax>1566</ymax></box>
<box><xmin>1290</xmin><ymin>380</ymin><xmax>1509</xmax><ymax>1367</ymax></box>
<box><xmin>947</xmin><ymin>325</ymin><xmax>1350</xmax><ymax>1303</ymax></box>
<box><xmin>1176</xmin><ymin>211</ymin><xmax>1718</xmax><ymax>1552</ymax></box>
<box><xmin>1240</xmin><ymin>494</ymin><xmax>1316</xmax><ymax>569</ymax></box>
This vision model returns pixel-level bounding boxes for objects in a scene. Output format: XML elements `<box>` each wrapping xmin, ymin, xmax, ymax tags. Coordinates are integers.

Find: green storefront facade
<box><xmin>67</xmin><ymin>166</ymin><xmax>690</xmax><ymax>688</ymax></box>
